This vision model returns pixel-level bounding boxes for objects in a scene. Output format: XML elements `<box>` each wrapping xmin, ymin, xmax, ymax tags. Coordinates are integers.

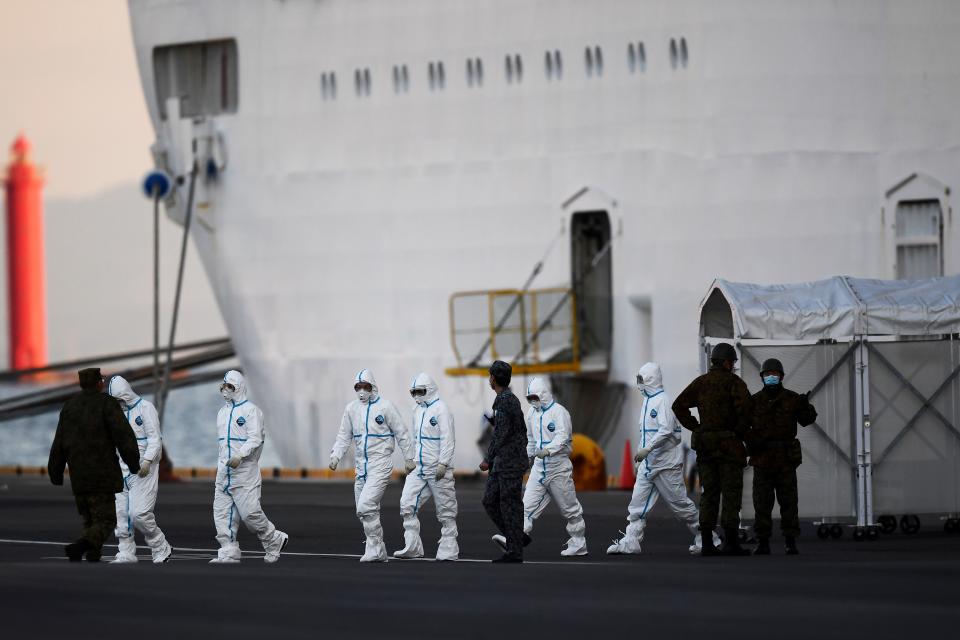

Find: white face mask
<box><xmin>357</xmin><ymin>389</ymin><xmax>371</xmax><ymax>404</ymax></box>
<box><xmin>529</xmin><ymin>399</ymin><xmax>542</xmax><ymax>410</ymax></box>
<box><xmin>415</xmin><ymin>397</ymin><xmax>428</xmax><ymax>407</ymax></box>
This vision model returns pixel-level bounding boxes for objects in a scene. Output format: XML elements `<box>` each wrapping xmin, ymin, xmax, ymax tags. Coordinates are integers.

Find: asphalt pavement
<box><xmin>0</xmin><ymin>476</ymin><xmax>956</xmax><ymax>638</ymax></box>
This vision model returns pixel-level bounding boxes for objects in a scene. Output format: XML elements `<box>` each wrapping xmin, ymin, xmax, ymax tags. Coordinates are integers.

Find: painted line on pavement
<box><xmin>1</xmin><ymin>538</ymin><xmax>617</xmax><ymax>566</ymax></box>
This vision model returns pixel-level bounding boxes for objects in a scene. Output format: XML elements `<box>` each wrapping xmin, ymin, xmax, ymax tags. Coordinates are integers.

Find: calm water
<box><xmin>0</xmin><ymin>381</ymin><xmax>282</xmax><ymax>468</ymax></box>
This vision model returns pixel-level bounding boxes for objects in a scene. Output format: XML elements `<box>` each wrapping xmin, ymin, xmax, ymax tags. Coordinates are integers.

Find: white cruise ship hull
<box><xmin>128</xmin><ymin>0</ymin><xmax>960</xmax><ymax>472</ymax></box>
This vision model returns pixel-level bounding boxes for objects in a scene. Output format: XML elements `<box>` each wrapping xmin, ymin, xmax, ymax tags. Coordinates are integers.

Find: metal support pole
<box><xmin>157</xmin><ymin>162</ymin><xmax>198</xmax><ymax>425</ymax></box>
<box><xmin>861</xmin><ymin>339</ymin><xmax>874</xmax><ymax>527</ymax></box>
<box><xmin>152</xmin><ymin>188</ymin><xmax>160</xmax><ymax>405</ymax></box>
<box><xmin>853</xmin><ymin>336</ymin><xmax>872</xmax><ymax>527</ymax></box>
<box><xmin>852</xmin><ymin>337</ymin><xmax>865</xmax><ymax>527</ymax></box>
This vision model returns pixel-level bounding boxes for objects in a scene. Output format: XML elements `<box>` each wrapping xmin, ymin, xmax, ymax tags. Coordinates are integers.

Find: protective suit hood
<box><xmin>526</xmin><ymin>377</ymin><xmax>554</xmax><ymax>408</ymax></box>
<box><xmin>107</xmin><ymin>375</ymin><xmax>140</xmax><ymax>408</ymax></box>
<box><xmin>222</xmin><ymin>370</ymin><xmax>249</xmax><ymax>405</ymax></box>
<box><xmin>410</xmin><ymin>372</ymin><xmax>439</xmax><ymax>404</ymax></box>
<box><xmin>637</xmin><ymin>362</ymin><xmax>664</xmax><ymax>395</ymax></box>
<box><xmin>355</xmin><ymin>368</ymin><xmax>380</xmax><ymax>402</ymax></box>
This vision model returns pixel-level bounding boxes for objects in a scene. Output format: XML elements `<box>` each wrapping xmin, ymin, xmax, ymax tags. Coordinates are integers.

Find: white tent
<box><xmin>698</xmin><ymin>276</ymin><xmax>960</xmax><ymax>538</ymax></box>
<box><xmin>700</xmin><ymin>275</ymin><xmax>960</xmax><ymax>341</ymax></box>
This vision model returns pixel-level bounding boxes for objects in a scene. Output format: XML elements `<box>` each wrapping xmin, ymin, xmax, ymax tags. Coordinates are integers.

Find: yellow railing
<box><xmin>445</xmin><ymin>287</ymin><xmax>580</xmax><ymax>376</ymax></box>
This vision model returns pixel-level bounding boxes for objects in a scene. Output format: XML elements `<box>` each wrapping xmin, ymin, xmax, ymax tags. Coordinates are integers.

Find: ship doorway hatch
<box><xmin>446</xmin><ymin>211</ymin><xmax>615</xmax><ymax>377</ymax></box>
<box><xmin>570</xmin><ymin>210</ymin><xmax>612</xmax><ymax>368</ymax></box>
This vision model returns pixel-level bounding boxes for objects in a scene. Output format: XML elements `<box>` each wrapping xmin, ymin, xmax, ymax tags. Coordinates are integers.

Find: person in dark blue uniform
<box><xmin>480</xmin><ymin>360</ymin><xmax>530</xmax><ymax>563</ymax></box>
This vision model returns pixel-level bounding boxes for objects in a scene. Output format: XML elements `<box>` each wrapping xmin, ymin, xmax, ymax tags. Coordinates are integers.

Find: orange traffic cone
<box><xmin>618</xmin><ymin>439</ymin><xmax>636</xmax><ymax>490</ymax></box>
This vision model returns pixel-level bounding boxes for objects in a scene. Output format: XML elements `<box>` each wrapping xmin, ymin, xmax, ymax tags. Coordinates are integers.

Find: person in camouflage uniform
<box><xmin>748</xmin><ymin>358</ymin><xmax>817</xmax><ymax>555</ymax></box>
<box><xmin>672</xmin><ymin>343</ymin><xmax>753</xmax><ymax>556</ymax></box>
<box><xmin>48</xmin><ymin>368</ymin><xmax>142</xmax><ymax>562</ymax></box>
<box><xmin>480</xmin><ymin>360</ymin><xmax>530</xmax><ymax>563</ymax></box>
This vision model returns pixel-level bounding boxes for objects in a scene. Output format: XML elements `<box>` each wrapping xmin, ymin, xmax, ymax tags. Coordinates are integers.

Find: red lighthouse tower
<box><xmin>4</xmin><ymin>134</ymin><xmax>47</xmax><ymax>370</ymax></box>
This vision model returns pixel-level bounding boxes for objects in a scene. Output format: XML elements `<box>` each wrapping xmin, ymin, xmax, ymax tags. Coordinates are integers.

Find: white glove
<box><xmin>535</xmin><ymin>448</ymin><xmax>549</xmax><ymax>459</ymax></box>
<box><xmin>634</xmin><ymin>447</ymin><xmax>652</xmax><ymax>464</ymax></box>
<box><xmin>137</xmin><ymin>459</ymin><xmax>151</xmax><ymax>478</ymax></box>
<box><xmin>328</xmin><ymin>457</ymin><xmax>339</xmax><ymax>471</ymax></box>
<box><xmin>228</xmin><ymin>456</ymin><xmax>242</xmax><ymax>469</ymax></box>
<box><xmin>434</xmin><ymin>463</ymin><xmax>448</xmax><ymax>480</ymax></box>
<box><xmin>404</xmin><ymin>459</ymin><xmax>417</xmax><ymax>473</ymax></box>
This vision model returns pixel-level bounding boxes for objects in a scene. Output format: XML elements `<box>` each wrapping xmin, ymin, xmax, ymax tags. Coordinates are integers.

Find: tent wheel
<box><xmin>878</xmin><ymin>515</ymin><xmax>897</xmax><ymax>534</ymax></box>
<box><xmin>899</xmin><ymin>514</ymin><xmax>921</xmax><ymax>535</ymax></box>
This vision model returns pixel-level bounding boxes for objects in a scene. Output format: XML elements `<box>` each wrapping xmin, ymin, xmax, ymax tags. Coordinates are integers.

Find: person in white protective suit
<box><xmin>106</xmin><ymin>376</ymin><xmax>173</xmax><ymax>564</ymax></box>
<box><xmin>607</xmin><ymin>362</ymin><xmax>721</xmax><ymax>555</ymax></box>
<box><xmin>493</xmin><ymin>377</ymin><xmax>588</xmax><ymax>557</ymax></box>
<box><xmin>393</xmin><ymin>373</ymin><xmax>459</xmax><ymax>561</ymax></box>
<box><xmin>330</xmin><ymin>369</ymin><xmax>416</xmax><ymax>562</ymax></box>
<box><xmin>210</xmin><ymin>370</ymin><xmax>289</xmax><ymax>564</ymax></box>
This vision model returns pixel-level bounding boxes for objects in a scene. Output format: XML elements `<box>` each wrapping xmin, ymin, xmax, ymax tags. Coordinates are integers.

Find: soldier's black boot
<box><xmin>784</xmin><ymin>537</ymin><xmax>799</xmax><ymax>555</ymax></box>
<box><xmin>721</xmin><ymin>528</ymin><xmax>751</xmax><ymax>556</ymax></box>
<box><xmin>754</xmin><ymin>538</ymin><xmax>771</xmax><ymax>555</ymax></box>
<box><xmin>85</xmin><ymin>547</ymin><xmax>102</xmax><ymax>562</ymax></box>
<box><xmin>65</xmin><ymin>539</ymin><xmax>91</xmax><ymax>562</ymax></box>
<box><xmin>492</xmin><ymin>554</ymin><xmax>523</xmax><ymax>563</ymax></box>
<box><xmin>700</xmin><ymin>530</ymin><xmax>721</xmax><ymax>556</ymax></box>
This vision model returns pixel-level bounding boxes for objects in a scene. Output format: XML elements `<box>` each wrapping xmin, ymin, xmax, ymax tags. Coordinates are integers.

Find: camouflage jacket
<box><xmin>485</xmin><ymin>388</ymin><xmax>529</xmax><ymax>476</ymax></box>
<box><xmin>48</xmin><ymin>390</ymin><xmax>141</xmax><ymax>494</ymax></box>
<box><xmin>672</xmin><ymin>366</ymin><xmax>752</xmax><ymax>464</ymax></box>
<box><xmin>748</xmin><ymin>386</ymin><xmax>818</xmax><ymax>469</ymax></box>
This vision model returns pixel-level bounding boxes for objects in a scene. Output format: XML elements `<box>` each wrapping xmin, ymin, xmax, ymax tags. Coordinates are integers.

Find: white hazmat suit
<box><xmin>331</xmin><ymin>369</ymin><xmax>415</xmax><ymax>562</ymax></box>
<box><xmin>106</xmin><ymin>376</ymin><xmax>172</xmax><ymax>564</ymax></box>
<box><xmin>607</xmin><ymin>363</ymin><xmax>720</xmax><ymax>554</ymax></box>
<box><xmin>211</xmin><ymin>370</ymin><xmax>288</xmax><ymax>563</ymax></box>
<box><xmin>394</xmin><ymin>373</ymin><xmax>459</xmax><ymax>561</ymax></box>
<box><xmin>494</xmin><ymin>378</ymin><xmax>587</xmax><ymax>556</ymax></box>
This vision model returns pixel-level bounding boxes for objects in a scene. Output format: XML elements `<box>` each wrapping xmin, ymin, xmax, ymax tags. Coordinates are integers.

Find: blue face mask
<box><xmin>762</xmin><ymin>375</ymin><xmax>781</xmax><ymax>387</ymax></box>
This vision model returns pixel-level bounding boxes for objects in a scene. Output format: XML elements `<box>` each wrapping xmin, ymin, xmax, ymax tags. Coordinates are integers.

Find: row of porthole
<box><xmin>321</xmin><ymin>39</ymin><xmax>690</xmax><ymax>99</ymax></box>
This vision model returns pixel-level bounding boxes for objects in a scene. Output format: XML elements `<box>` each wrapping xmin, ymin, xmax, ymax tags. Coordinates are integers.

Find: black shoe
<box><xmin>754</xmin><ymin>538</ymin><xmax>771</xmax><ymax>555</ymax></box>
<box><xmin>65</xmin><ymin>540</ymin><xmax>90</xmax><ymax>562</ymax></box>
<box><xmin>700</xmin><ymin>530</ymin><xmax>721</xmax><ymax>556</ymax></box>
<box><xmin>492</xmin><ymin>533</ymin><xmax>532</xmax><ymax>552</ymax></box>
<box><xmin>721</xmin><ymin>528</ymin><xmax>751</xmax><ymax>556</ymax></box>
<box><xmin>784</xmin><ymin>537</ymin><xmax>799</xmax><ymax>555</ymax></box>
<box><xmin>85</xmin><ymin>548</ymin><xmax>102</xmax><ymax>562</ymax></box>
<box><xmin>492</xmin><ymin>554</ymin><xmax>523</xmax><ymax>563</ymax></box>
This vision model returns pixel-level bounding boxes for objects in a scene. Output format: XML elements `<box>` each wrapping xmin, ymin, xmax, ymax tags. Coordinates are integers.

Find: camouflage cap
<box><xmin>760</xmin><ymin>358</ymin><xmax>785</xmax><ymax>375</ymax></box>
<box><xmin>710</xmin><ymin>342</ymin><xmax>738</xmax><ymax>362</ymax></box>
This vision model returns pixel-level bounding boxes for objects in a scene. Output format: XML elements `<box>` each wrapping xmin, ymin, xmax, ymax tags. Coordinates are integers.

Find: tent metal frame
<box><xmin>705</xmin><ymin>334</ymin><xmax>959</xmax><ymax>527</ymax></box>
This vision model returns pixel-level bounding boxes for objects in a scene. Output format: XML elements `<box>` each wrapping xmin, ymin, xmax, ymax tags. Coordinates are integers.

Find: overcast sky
<box><xmin>0</xmin><ymin>0</ymin><xmax>225</xmax><ymax>367</ymax></box>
